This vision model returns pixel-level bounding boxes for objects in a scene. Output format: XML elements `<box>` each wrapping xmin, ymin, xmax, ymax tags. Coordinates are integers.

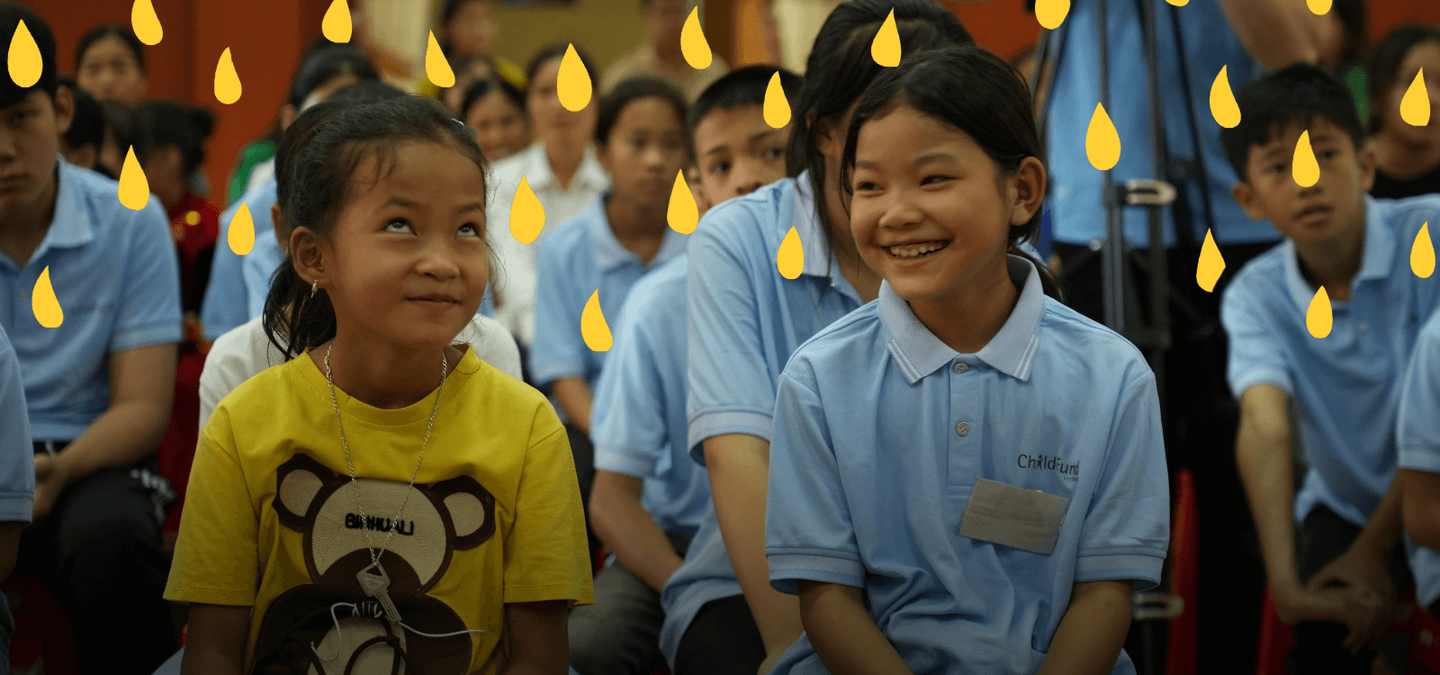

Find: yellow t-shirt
<box><xmin>165</xmin><ymin>346</ymin><xmax>593</xmax><ymax>674</ymax></box>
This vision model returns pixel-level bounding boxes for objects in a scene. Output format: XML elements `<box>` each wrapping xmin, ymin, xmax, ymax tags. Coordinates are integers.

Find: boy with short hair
<box><xmin>573</xmin><ymin>65</ymin><xmax>800</xmax><ymax>675</ymax></box>
<box><xmin>0</xmin><ymin>6</ymin><xmax>182</xmax><ymax>673</ymax></box>
<box><xmin>1219</xmin><ymin>63</ymin><xmax>1440</xmax><ymax>673</ymax></box>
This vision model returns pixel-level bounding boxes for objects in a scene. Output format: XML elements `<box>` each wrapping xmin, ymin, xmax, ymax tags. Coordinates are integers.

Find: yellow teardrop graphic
<box><xmin>1210</xmin><ymin>66</ymin><xmax>1241</xmax><ymax>129</ymax></box>
<box><xmin>118</xmin><ymin>146</ymin><xmax>150</xmax><ymax>211</ymax></box>
<box><xmin>32</xmin><ymin>267</ymin><xmax>62</xmax><ymax>329</ymax></box>
<box><xmin>510</xmin><ymin>176</ymin><xmax>546</xmax><ymax>245</ymax></box>
<box><xmin>323</xmin><ymin>0</ymin><xmax>352</xmax><ymax>43</ymax></box>
<box><xmin>668</xmin><ymin>170</ymin><xmax>699</xmax><ymax>235</ymax></box>
<box><xmin>1165</xmin><ymin>0</ymin><xmax>1188</xmax><ymax>5</ymax></box>
<box><xmin>581</xmin><ymin>290</ymin><xmax>612</xmax><ymax>352</ymax></box>
<box><xmin>557</xmin><ymin>44</ymin><xmax>592</xmax><ymax>112</ymax></box>
<box><xmin>7</xmin><ymin>20</ymin><xmax>40</xmax><ymax>88</ymax></box>
<box><xmin>1306</xmin><ymin>0</ymin><xmax>1331</xmax><ymax>15</ymax></box>
<box><xmin>764</xmin><ymin>72</ymin><xmax>791</xmax><ymax>129</ymax></box>
<box><xmin>426</xmin><ymin>31</ymin><xmax>454</xmax><ymax>88</ymax></box>
<box><xmin>1306</xmin><ymin>286</ymin><xmax>1332</xmax><ymax>338</ymax></box>
<box><xmin>1035</xmin><ymin>0</ymin><xmax>1070</xmax><ymax>30</ymax></box>
<box><xmin>777</xmin><ymin>226</ymin><xmax>804</xmax><ymax>280</ymax></box>
<box><xmin>681</xmin><ymin>7</ymin><xmax>712</xmax><ymax>70</ymax></box>
<box><xmin>228</xmin><ymin>203</ymin><xmax>255</xmax><ymax>256</ymax></box>
<box><xmin>1401</xmin><ymin>68</ymin><xmax>1431</xmax><ymax>127</ymax></box>
<box><xmin>1293</xmin><ymin>130</ymin><xmax>1319</xmax><ymax>188</ymax></box>
<box><xmin>1196</xmin><ymin>229</ymin><xmax>1226</xmax><ymax>292</ymax></box>
<box><xmin>1414</xmin><ymin>222</ymin><xmax>1435</xmax><ymax>279</ymax></box>
<box><xmin>131</xmin><ymin>0</ymin><xmax>163</xmax><ymax>46</ymax></box>
<box><xmin>871</xmin><ymin>9</ymin><xmax>901</xmax><ymax>67</ymax></box>
<box><xmin>214</xmin><ymin>48</ymin><xmax>242</xmax><ymax>105</ymax></box>
<box><xmin>1086</xmin><ymin>103</ymin><xmax>1121</xmax><ymax>171</ymax></box>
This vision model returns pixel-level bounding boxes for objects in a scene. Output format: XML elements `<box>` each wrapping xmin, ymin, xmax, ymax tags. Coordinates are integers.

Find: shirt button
<box><xmin>952</xmin><ymin>362</ymin><xmax>968</xmax><ymax>374</ymax></box>
<box><xmin>956</xmin><ymin>422</ymin><xmax>970</xmax><ymax>436</ymax></box>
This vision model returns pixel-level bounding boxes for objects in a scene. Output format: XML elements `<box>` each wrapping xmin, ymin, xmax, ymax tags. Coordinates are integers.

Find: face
<box><xmin>849</xmin><ymin>105</ymin><xmax>1042</xmax><ymax>305</ymax></box>
<box><xmin>527</xmin><ymin>58</ymin><xmax>597</xmax><ymax>151</ymax></box>
<box><xmin>76</xmin><ymin>36</ymin><xmax>146</xmax><ymax>104</ymax></box>
<box><xmin>693</xmin><ymin>104</ymin><xmax>789</xmax><ymax>207</ymax></box>
<box><xmin>281</xmin><ymin>72</ymin><xmax>363</xmax><ymax>132</ymax></box>
<box><xmin>1233</xmin><ymin>117</ymin><xmax>1374</xmax><ymax>246</ymax></box>
<box><xmin>597</xmin><ymin>97</ymin><xmax>689</xmax><ymax>207</ymax></box>
<box><xmin>1377</xmin><ymin>40</ymin><xmax>1440</xmax><ymax>146</ymax></box>
<box><xmin>465</xmin><ymin>91</ymin><xmax>529</xmax><ymax>162</ymax></box>
<box><xmin>447</xmin><ymin>0</ymin><xmax>497</xmax><ymax>56</ymax></box>
<box><xmin>0</xmin><ymin>90</ymin><xmax>72</xmax><ymax>221</ymax></box>
<box><xmin>139</xmin><ymin>146</ymin><xmax>185</xmax><ymax>209</ymax></box>
<box><xmin>443</xmin><ymin>61</ymin><xmax>496</xmax><ymax>113</ymax></box>
<box><xmin>645</xmin><ymin>0</ymin><xmax>686</xmax><ymax>51</ymax></box>
<box><xmin>299</xmin><ymin>141</ymin><xmax>490</xmax><ymax>351</ymax></box>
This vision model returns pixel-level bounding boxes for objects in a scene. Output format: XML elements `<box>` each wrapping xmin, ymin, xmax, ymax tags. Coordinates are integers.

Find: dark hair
<box><xmin>690</xmin><ymin>65</ymin><xmax>802</xmax><ymax>131</ymax></box>
<box><xmin>1220</xmin><ymin>63</ymin><xmax>1366</xmax><ymax>184</ymax></box>
<box><xmin>460</xmin><ymin>76</ymin><xmax>525</xmax><ymax>120</ymax></box>
<box><xmin>102</xmin><ymin>100</ymin><xmax>140</xmax><ymax>151</ymax></box>
<box><xmin>595</xmin><ymin>76</ymin><xmax>690</xmax><ymax>150</ymax></box>
<box><xmin>287</xmin><ymin>42</ymin><xmax>380</xmax><ymax>110</ymax></box>
<box><xmin>324</xmin><ymin>81</ymin><xmax>408</xmax><ymax>109</ymax></box>
<box><xmin>132</xmin><ymin>99</ymin><xmax>217</xmax><ymax>176</ymax></box>
<box><xmin>1331</xmin><ymin>0</ymin><xmax>1369</xmax><ymax>71</ymax></box>
<box><xmin>0</xmin><ymin>3</ymin><xmax>58</xmax><ymax>108</ymax></box>
<box><xmin>442</xmin><ymin>0</ymin><xmax>487</xmax><ymax>27</ymax></box>
<box><xmin>1368</xmin><ymin>23</ymin><xmax>1440</xmax><ymax>134</ymax></box>
<box><xmin>58</xmin><ymin>76</ymin><xmax>104</xmax><ymax>152</ymax></box>
<box><xmin>787</xmin><ymin>0</ymin><xmax>973</xmax><ymax>240</ymax></box>
<box><xmin>526</xmin><ymin>43</ymin><xmax>597</xmax><ymax>89</ymax></box>
<box><xmin>263</xmin><ymin>96</ymin><xmax>490</xmax><ymax>358</ymax></box>
<box><xmin>841</xmin><ymin>46</ymin><xmax>1060</xmax><ymax>300</ymax></box>
<box><xmin>75</xmin><ymin>23</ymin><xmax>146</xmax><ymax>73</ymax></box>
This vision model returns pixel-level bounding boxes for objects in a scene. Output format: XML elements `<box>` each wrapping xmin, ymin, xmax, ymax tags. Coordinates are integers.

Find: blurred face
<box><xmin>282</xmin><ymin>73</ymin><xmax>363</xmax><ymax>132</ymax></box>
<box><xmin>304</xmin><ymin>141</ymin><xmax>490</xmax><ymax>352</ymax></box>
<box><xmin>443</xmin><ymin>61</ymin><xmax>496</xmax><ymax>113</ymax></box>
<box><xmin>0</xmin><ymin>90</ymin><xmax>72</xmax><ymax>223</ymax></box>
<box><xmin>693</xmin><ymin>104</ymin><xmax>789</xmax><ymax>207</ymax></box>
<box><xmin>849</xmin><ymin>105</ymin><xmax>1041</xmax><ymax>305</ymax></box>
<box><xmin>76</xmin><ymin>36</ymin><xmax>146</xmax><ymax>104</ymax></box>
<box><xmin>138</xmin><ymin>145</ymin><xmax>185</xmax><ymax>209</ymax></box>
<box><xmin>1234</xmin><ymin>118</ymin><xmax>1374</xmax><ymax>247</ymax></box>
<box><xmin>465</xmin><ymin>91</ymin><xmax>529</xmax><ymax>162</ymax></box>
<box><xmin>597</xmin><ymin>97</ymin><xmax>689</xmax><ymax>208</ymax></box>
<box><xmin>645</xmin><ymin>0</ymin><xmax>686</xmax><ymax>53</ymax></box>
<box><xmin>1377</xmin><ymin>40</ymin><xmax>1440</xmax><ymax>147</ymax></box>
<box><xmin>447</xmin><ymin>0</ymin><xmax>497</xmax><ymax>56</ymax></box>
<box><xmin>527</xmin><ymin>58</ymin><xmax>597</xmax><ymax>151</ymax></box>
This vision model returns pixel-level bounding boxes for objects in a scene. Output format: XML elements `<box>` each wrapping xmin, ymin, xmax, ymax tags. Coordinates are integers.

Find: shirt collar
<box><xmin>879</xmin><ymin>255</ymin><xmax>1046</xmax><ymax>384</ymax></box>
<box><xmin>523</xmin><ymin>142</ymin><xmax>609</xmax><ymax>194</ymax></box>
<box><xmin>791</xmin><ymin>172</ymin><xmax>832</xmax><ymax>278</ymax></box>
<box><xmin>39</xmin><ymin>158</ymin><xmax>95</xmax><ymax>254</ymax></box>
<box><xmin>1282</xmin><ymin>195</ymin><xmax>1390</xmax><ymax>309</ymax></box>
<box><xmin>590</xmin><ymin>192</ymin><xmax>690</xmax><ymax>272</ymax></box>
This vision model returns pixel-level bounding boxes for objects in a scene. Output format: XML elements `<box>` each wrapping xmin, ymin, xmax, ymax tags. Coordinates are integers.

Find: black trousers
<box><xmin>17</xmin><ymin>444</ymin><xmax>176</xmax><ymax>675</ymax></box>
<box><xmin>674</xmin><ymin>595</ymin><xmax>766</xmax><ymax>675</ymax></box>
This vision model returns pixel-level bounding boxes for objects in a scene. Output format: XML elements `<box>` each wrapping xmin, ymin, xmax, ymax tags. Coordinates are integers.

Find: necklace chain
<box><xmin>325</xmin><ymin>343</ymin><xmax>448</xmax><ymax>571</ymax></box>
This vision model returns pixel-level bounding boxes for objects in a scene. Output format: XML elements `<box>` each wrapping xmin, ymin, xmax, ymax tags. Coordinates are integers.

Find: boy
<box><xmin>572</xmin><ymin>66</ymin><xmax>800</xmax><ymax>675</ymax></box>
<box><xmin>602</xmin><ymin>0</ymin><xmax>729</xmax><ymax>102</ymax></box>
<box><xmin>1219</xmin><ymin>63</ymin><xmax>1440</xmax><ymax>674</ymax></box>
<box><xmin>0</xmin><ymin>6</ymin><xmax>183</xmax><ymax>673</ymax></box>
<box><xmin>0</xmin><ymin>324</ymin><xmax>35</xmax><ymax>670</ymax></box>
<box><xmin>1399</xmin><ymin>311</ymin><xmax>1440</xmax><ymax>619</ymax></box>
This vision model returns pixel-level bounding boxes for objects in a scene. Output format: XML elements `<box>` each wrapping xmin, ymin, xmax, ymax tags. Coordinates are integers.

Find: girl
<box><xmin>74</xmin><ymin>24</ymin><xmax>147</xmax><ymax>104</ymax></box>
<box><xmin>763</xmin><ymin>46</ymin><xmax>1169</xmax><ymax>675</ymax></box>
<box><xmin>461</xmin><ymin>76</ymin><xmax>531</xmax><ymax>164</ymax></box>
<box><xmin>1368</xmin><ymin>24</ymin><xmax>1440</xmax><ymax>199</ymax></box>
<box><xmin>682</xmin><ymin>1</ymin><xmax>971</xmax><ymax>672</ymax></box>
<box><xmin>166</xmin><ymin>96</ymin><xmax>593</xmax><ymax>675</ymax></box>
<box><xmin>425</xmin><ymin>0</ymin><xmax>526</xmax><ymax>97</ymax></box>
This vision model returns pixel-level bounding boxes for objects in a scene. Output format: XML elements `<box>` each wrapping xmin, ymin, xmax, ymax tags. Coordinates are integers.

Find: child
<box><xmin>1219</xmin><ymin>64</ymin><xmax>1440</xmax><ymax>673</ymax></box>
<box><xmin>73</xmin><ymin>23</ymin><xmax>148</xmax><ymax>104</ymax></box>
<box><xmin>1368</xmin><ymin>24</ymin><xmax>1440</xmax><ymax>199</ymax></box>
<box><xmin>461</xmin><ymin>76</ymin><xmax>531</xmax><ymax>164</ymax></box>
<box><xmin>166</xmin><ymin>95</ymin><xmax>593</xmax><ymax>674</ymax></box>
<box><xmin>1400</xmin><ymin>311</ymin><xmax>1440</xmax><ymax>619</ymax></box>
<box><xmin>0</xmin><ymin>6</ymin><xmax>182</xmax><ymax>672</ymax></box>
<box><xmin>56</xmin><ymin>76</ymin><xmax>107</xmax><ymax>177</ymax></box>
<box><xmin>0</xmin><ymin>325</ymin><xmax>35</xmax><ymax>673</ymax></box>
<box><xmin>688</xmin><ymin>66</ymin><xmax>802</xmax><ymax>212</ymax></box>
<box><xmin>436</xmin><ymin>0</ymin><xmax>527</xmax><ymax>89</ymax></box>
<box><xmin>602</xmin><ymin>0</ymin><xmax>729</xmax><ymax>102</ymax></box>
<box><xmin>684</xmin><ymin>2</ymin><xmax>972</xmax><ymax>672</ymax></box>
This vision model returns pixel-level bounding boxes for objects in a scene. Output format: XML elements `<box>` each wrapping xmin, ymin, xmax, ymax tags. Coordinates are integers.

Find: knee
<box><xmin>57</xmin><ymin>511</ymin><xmax>161</xmax><ymax>582</ymax></box>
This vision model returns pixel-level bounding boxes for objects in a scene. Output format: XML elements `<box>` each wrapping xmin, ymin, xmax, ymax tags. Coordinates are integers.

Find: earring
<box><xmin>311</xmin><ymin>280</ymin><xmax>319</xmax><ymax>298</ymax></box>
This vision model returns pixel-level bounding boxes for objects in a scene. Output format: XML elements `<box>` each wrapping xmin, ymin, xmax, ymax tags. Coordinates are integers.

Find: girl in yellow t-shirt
<box><xmin>165</xmin><ymin>95</ymin><xmax>593</xmax><ymax>675</ymax></box>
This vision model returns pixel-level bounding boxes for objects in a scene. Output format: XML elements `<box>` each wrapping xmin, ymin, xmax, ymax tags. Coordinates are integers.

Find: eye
<box><xmin>709</xmin><ymin>161</ymin><xmax>731</xmax><ymax>175</ymax></box>
<box><xmin>1317</xmin><ymin>149</ymin><xmax>1339</xmax><ymax>161</ymax></box>
<box><xmin>854</xmin><ymin>180</ymin><xmax>880</xmax><ymax>192</ymax></box>
<box><xmin>384</xmin><ymin>219</ymin><xmax>413</xmax><ymax>233</ymax></box>
<box><xmin>458</xmin><ymin>223</ymin><xmax>482</xmax><ymax>236</ymax></box>
<box><xmin>763</xmin><ymin>147</ymin><xmax>784</xmax><ymax>161</ymax></box>
<box><xmin>920</xmin><ymin>174</ymin><xmax>953</xmax><ymax>186</ymax></box>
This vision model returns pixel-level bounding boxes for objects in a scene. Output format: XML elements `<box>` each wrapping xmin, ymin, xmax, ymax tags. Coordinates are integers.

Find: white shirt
<box><xmin>198</xmin><ymin>315</ymin><xmax>524</xmax><ymax>428</ymax></box>
<box><xmin>485</xmin><ymin>142</ymin><xmax>610</xmax><ymax>345</ymax></box>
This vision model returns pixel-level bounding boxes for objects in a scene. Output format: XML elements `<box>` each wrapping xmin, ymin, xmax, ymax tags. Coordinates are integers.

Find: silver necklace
<box><xmin>324</xmin><ymin>343</ymin><xmax>448</xmax><ymax>624</ymax></box>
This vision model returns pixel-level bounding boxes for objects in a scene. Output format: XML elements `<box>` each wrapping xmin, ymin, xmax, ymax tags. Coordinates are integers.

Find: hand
<box><xmin>1272</xmin><ymin>582</ymin><xmax>1384</xmax><ymax>654</ymax></box>
<box><xmin>33</xmin><ymin>453</ymin><xmax>73</xmax><ymax>520</ymax></box>
<box><xmin>1307</xmin><ymin>544</ymin><xmax>1399</xmax><ymax>647</ymax></box>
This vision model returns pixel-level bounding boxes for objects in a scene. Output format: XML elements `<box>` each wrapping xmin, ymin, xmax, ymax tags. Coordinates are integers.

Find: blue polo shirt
<box><xmin>765</xmin><ymin>258</ymin><xmax>1169</xmax><ymax>675</ymax></box>
<box><xmin>1045</xmin><ymin>0</ymin><xmax>1274</xmax><ymax>248</ymax></box>
<box><xmin>1398</xmin><ymin>312</ymin><xmax>1440</xmax><ymax>608</ymax></box>
<box><xmin>0</xmin><ymin>325</ymin><xmax>34</xmax><ymax>523</ymax></box>
<box><xmin>1222</xmin><ymin>194</ymin><xmax>1440</xmax><ymax>527</ymax></box>
<box><xmin>590</xmin><ymin>255</ymin><xmax>709</xmax><ymax>538</ymax></box>
<box><xmin>203</xmin><ymin>177</ymin><xmax>278</xmax><ymax>341</ymax></box>
<box><xmin>686</xmin><ymin>173</ymin><xmax>863</xmax><ymax>461</ymax></box>
<box><xmin>0</xmin><ymin>159</ymin><xmax>182</xmax><ymax>442</ymax></box>
<box><xmin>529</xmin><ymin>193</ymin><xmax>688</xmax><ymax>390</ymax></box>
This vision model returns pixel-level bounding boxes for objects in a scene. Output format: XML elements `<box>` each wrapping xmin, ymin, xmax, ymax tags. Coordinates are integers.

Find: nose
<box><xmin>0</xmin><ymin>129</ymin><xmax>17</xmax><ymax>163</ymax></box>
<box><xmin>730</xmin><ymin>158</ymin><xmax>765</xmax><ymax>197</ymax></box>
<box><xmin>415</xmin><ymin>241</ymin><xmax>462</xmax><ymax>282</ymax></box>
<box><xmin>876</xmin><ymin>193</ymin><xmax>923</xmax><ymax>230</ymax></box>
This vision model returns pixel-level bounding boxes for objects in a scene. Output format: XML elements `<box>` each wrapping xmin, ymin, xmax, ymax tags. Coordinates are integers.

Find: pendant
<box><xmin>358</xmin><ymin>562</ymin><xmax>403</xmax><ymax>625</ymax></box>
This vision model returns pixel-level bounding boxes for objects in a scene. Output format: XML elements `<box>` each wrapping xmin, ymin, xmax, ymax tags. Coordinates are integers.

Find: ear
<box><xmin>273</xmin><ymin>454</ymin><xmax>335</xmax><ymax>530</ymax></box>
<box><xmin>271</xmin><ymin>203</ymin><xmax>288</xmax><ymax>253</ymax></box>
<box><xmin>52</xmin><ymin>86</ymin><xmax>75</xmax><ymax>138</ymax></box>
<box><xmin>1231</xmin><ymin>182</ymin><xmax>1266</xmax><ymax>222</ymax></box>
<box><xmin>1008</xmin><ymin>156</ymin><xmax>1046</xmax><ymax>227</ymax></box>
<box><xmin>290</xmin><ymin>226</ymin><xmax>326</xmax><ymax>289</ymax></box>
<box><xmin>812</xmin><ymin>115</ymin><xmax>841</xmax><ymax>160</ymax></box>
<box><xmin>1357</xmin><ymin>144</ymin><xmax>1377</xmax><ymax>193</ymax></box>
<box><xmin>594</xmin><ymin>140</ymin><xmax>613</xmax><ymax>175</ymax></box>
<box><xmin>278</xmin><ymin>104</ymin><xmax>299</xmax><ymax>133</ymax></box>
<box><xmin>431</xmin><ymin>476</ymin><xmax>496</xmax><ymax>550</ymax></box>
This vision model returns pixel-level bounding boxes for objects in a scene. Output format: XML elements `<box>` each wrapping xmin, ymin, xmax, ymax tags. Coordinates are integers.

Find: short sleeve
<box><xmin>462</xmin><ymin>317</ymin><xmax>523</xmax><ymax>381</ymax></box>
<box><xmin>111</xmin><ymin>201</ymin><xmax>183</xmax><ymax>353</ymax></box>
<box><xmin>765</xmin><ymin>364</ymin><xmax>863</xmax><ymax>594</ymax></box>
<box><xmin>1399</xmin><ymin>319</ymin><xmax>1440</xmax><ymax>475</ymax></box>
<box><xmin>203</xmin><ymin>202</ymin><xmax>251</xmax><ymax>342</ymax></box>
<box><xmin>686</xmin><ymin>220</ymin><xmax>778</xmax><ymax>463</ymax></box>
<box><xmin>591</xmin><ymin>298</ymin><xmax>666</xmax><ymax>479</ymax></box>
<box><xmin>527</xmin><ymin>237</ymin><xmax>587</xmax><ymax>387</ymax></box>
<box><xmin>502</xmin><ymin>407</ymin><xmax>595</xmax><ymax>606</ymax></box>
<box><xmin>1074</xmin><ymin>370</ymin><xmax>1170</xmax><ymax>590</ymax></box>
<box><xmin>486</xmin><ymin>171</ymin><xmax>539</xmax><ymax>345</ymax></box>
<box><xmin>1221</xmin><ymin>278</ymin><xmax>1294</xmax><ymax>398</ymax></box>
<box><xmin>165</xmin><ymin>415</ymin><xmax>260</xmax><ymax>606</ymax></box>
<box><xmin>241</xmin><ymin>231</ymin><xmax>284</xmax><ymax>321</ymax></box>
<box><xmin>198</xmin><ymin>327</ymin><xmax>262</xmax><ymax>430</ymax></box>
<box><xmin>0</xmin><ymin>333</ymin><xmax>34</xmax><ymax>523</ymax></box>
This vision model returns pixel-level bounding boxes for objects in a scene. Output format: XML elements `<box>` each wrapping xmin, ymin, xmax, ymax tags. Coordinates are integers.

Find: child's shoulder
<box><xmin>1225</xmin><ymin>242</ymin><xmax>1290</xmax><ymax>302</ymax></box>
<box><xmin>1037</xmin><ymin>298</ymin><xmax>1154</xmax><ymax>381</ymax></box>
<box><xmin>787</xmin><ymin>301</ymin><xmax>887</xmax><ymax>378</ymax></box>
<box><xmin>456</xmin><ymin>354</ymin><xmax>562</xmax><ymax>434</ymax></box>
<box><xmin>693</xmin><ymin>178</ymin><xmax>797</xmax><ymax>251</ymax></box>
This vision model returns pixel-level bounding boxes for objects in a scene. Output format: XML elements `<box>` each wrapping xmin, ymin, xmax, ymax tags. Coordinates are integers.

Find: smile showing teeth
<box><xmin>886</xmin><ymin>241</ymin><xmax>949</xmax><ymax>259</ymax></box>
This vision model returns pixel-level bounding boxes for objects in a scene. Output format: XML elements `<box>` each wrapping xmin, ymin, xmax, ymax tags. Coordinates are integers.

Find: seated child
<box><xmin>1367</xmin><ymin>24</ymin><xmax>1440</xmax><ymax>199</ymax></box>
<box><xmin>1220</xmin><ymin>64</ymin><xmax>1440</xmax><ymax>673</ymax></box>
<box><xmin>1399</xmin><ymin>311</ymin><xmax>1440</xmax><ymax>617</ymax></box>
<box><xmin>461</xmin><ymin>76</ymin><xmax>531</xmax><ymax>164</ymax></box>
<box><xmin>0</xmin><ymin>326</ymin><xmax>35</xmax><ymax>670</ymax></box>
<box><xmin>55</xmin><ymin>76</ymin><xmax>108</xmax><ymax>177</ymax></box>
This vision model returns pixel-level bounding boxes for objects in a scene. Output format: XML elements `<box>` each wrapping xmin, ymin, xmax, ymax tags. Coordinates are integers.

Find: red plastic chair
<box><xmin>3</xmin><ymin>574</ymin><xmax>79</xmax><ymax>675</ymax></box>
<box><xmin>1166</xmin><ymin>469</ymin><xmax>1199</xmax><ymax>675</ymax></box>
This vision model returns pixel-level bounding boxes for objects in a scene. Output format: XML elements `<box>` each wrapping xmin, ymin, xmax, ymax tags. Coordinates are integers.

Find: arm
<box><xmin>181</xmin><ymin>603</ymin><xmax>250</xmax><ymax>675</ymax></box>
<box><xmin>1037</xmin><ymin>581</ymin><xmax>1133</xmax><ymax>675</ymax></box>
<box><xmin>0</xmin><ymin>522</ymin><xmax>22</xmax><ymax>581</ymax></box>
<box><xmin>797</xmin><ymin>581</ymin><xmax>910</xmax><ymax>675</ymax></box>
<box><xmin>589</xmin><ymin>470</ymin><xmax>684</xmax><ymax>592</ymax></box>
<box><xmin>551</xmin><ymin>378</ymin><xmax>593</xmax><ymax>435</ymax></box>
<box><xmin>1404</xmin><ymin>469</ymin><xmax>1440</xmax><ymax>550</ymax></box>
<box><xmin>500</xmin><ymin>600</ymin><xmax>570</xmax><ymax>675</ymax></box>
<box><xmin>1218</xmin><ymin>0</ymin><xmax>1343</xmax><ymax>71</ymax></box>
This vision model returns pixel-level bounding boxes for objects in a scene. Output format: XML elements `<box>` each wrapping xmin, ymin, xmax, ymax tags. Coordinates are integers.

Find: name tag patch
<box><xmin>958</xmin><ymin>478</ymin><xmax>1070</xmax><ymax>555</ymax></box>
